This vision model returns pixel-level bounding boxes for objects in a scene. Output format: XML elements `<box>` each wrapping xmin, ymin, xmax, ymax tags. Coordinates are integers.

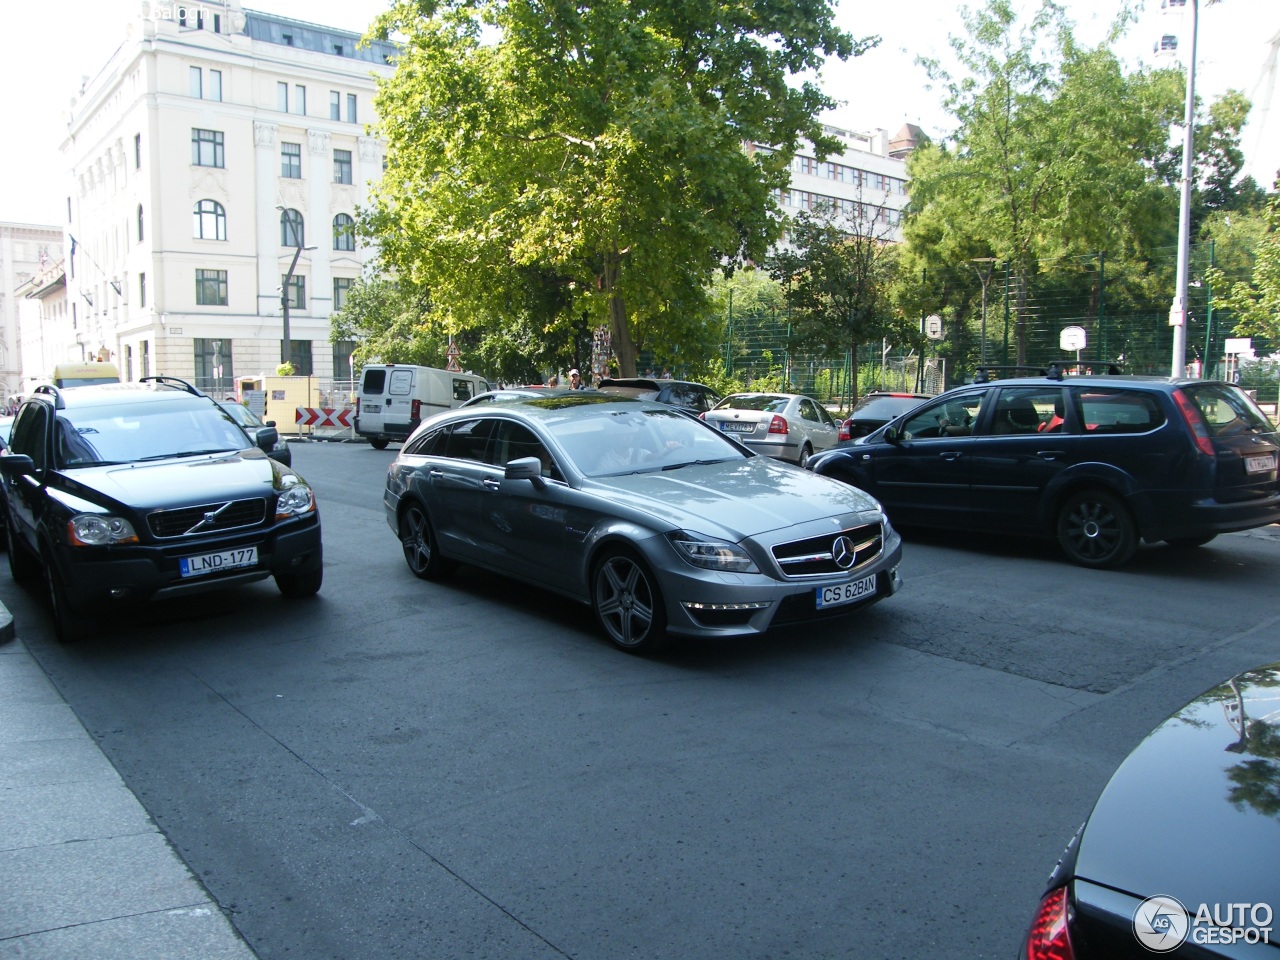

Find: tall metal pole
<box><xmin>281</xmin><ymin>244</ymin><xmax>303</xmax><ymax>365</ymax></box>
<box><xmin>1169</xmin><ymin>0</ymin><xmax>1199</xmax><ymax>377</ymax></box>
<box><xmin>972</xmin><ymin>258</ymin><xmax>997</xmax><ymax>365</ymax></box>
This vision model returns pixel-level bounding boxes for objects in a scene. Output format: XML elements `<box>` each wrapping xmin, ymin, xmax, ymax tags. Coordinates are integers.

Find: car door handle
<box><xmin>483</xmin><ymin>478</ymin><xmax>501</xmax><ymax>490</ymax></box>
<box><xmin>940</xmin><ymin>452</ymin><xmax>963</xmax><ymax>461</ymax></box>
<box><xmin>1037</xmin><ymin>450</ymin><xmax>1066</xmax><ymax>460</ymax></box>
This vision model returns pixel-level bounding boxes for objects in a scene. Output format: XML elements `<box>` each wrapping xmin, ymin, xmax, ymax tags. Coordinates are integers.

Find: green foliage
<box><xmin>364</xmin><ymin>0</ymin><xmax>871</xmax><ymax>377</ymax></box>
<box><xmin>276</xmin><ymin>362</ymin><xmax>296</xmax><ymax>376</ymax></box>
<box><xmin>1209</xmin><ymin>181</ymin><xmax>1280</xmax><ymax>343</ymax></box>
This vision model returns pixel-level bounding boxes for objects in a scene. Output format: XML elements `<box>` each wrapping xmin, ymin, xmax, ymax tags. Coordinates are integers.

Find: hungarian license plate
<box><xmin>720</xmin><ymin>421</ymin><xmax>754</xmax><ymax>433</ymax></box>
<box><xmin>179</xmin><ymin>546</ymin><xmax>258</xmax><ymax>578</ymax></box>
<box><xmin>364</xmin><ymin>404</ymin><xmax>381</xmax><ymax>413</ymax></box>
<box><xmin>1245</xmin><ymin>453</ymin><xmax>1276</xmax><ymax>475</ymax></box>
<box><xmin>816</xmin><ymin>573</ymin><xmax>877</xmax><ymax>609</ymax></box>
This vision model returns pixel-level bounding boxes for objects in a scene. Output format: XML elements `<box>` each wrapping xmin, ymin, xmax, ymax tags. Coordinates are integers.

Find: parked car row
<box><xmin>3</xmin><ymin>365</ymin><xmax>1277</xmax><ymax>958</ymax></box>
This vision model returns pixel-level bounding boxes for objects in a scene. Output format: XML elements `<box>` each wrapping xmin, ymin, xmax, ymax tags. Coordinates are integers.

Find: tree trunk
<box><xmin>601</xmin><ymin>251</ymin><xmax>637</xmax><ymax>377</ymax></box>
<box><xmin>849</xmin><ymin>338</ymin><xmax>860</xmax><ymax>404</ymax></box>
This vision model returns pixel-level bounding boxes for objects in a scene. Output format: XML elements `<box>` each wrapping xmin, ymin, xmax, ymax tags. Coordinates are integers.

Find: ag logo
<box><xmin>1133</xmin><ymin>895</ymin><xmax>1190</xmax><ymax>952</ymax></box>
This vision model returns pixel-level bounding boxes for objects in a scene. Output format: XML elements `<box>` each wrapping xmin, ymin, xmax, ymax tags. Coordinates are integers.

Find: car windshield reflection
<box><xmin>546</xmin><ymin>407</ymin><xmax>747</xmax><ymax>478</ymax></box>
<box><xmin>56</xmin><ymin>402</ymin><xmax>249</xmax><ymax>466</ymax></box>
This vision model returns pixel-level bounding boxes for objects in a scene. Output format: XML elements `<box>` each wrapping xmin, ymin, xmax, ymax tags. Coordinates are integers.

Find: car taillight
<box><xmin>768</xmin><ymin>415</ymin><xmax>788</xmax><ymax>435</ymax></box>
<box><xmin>1172</xmin><ymin>388</ymin><xmax>1216</xmax><ymax>457</ymax></box>
<box><xmin>356</xmin><ymin>397</ymin><xmax>361</xmax><ymax>415</ymax></box>
<box><xmin>411</xmin><ymin>398</ymin><xmax>421</xmax><ymax>420</ymax></box>
<box><xmin>1025</xmin><ymin>886</ymin><xmax>1074</xmax><ymax>960</ymax></box>
<box><xmin>838</xmin><ymin>420</ymin><xmax>851</xmax><ymax>442</ymax></box>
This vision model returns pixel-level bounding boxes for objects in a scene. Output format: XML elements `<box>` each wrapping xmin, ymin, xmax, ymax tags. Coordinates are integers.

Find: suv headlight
<box><xmin>68</xmin><ymin>514</ymin><xmax>138</xmax><ymax>546</ymax></box>
<box><xmin>276</xmin><ymin>482</ymin><xmax>316</xmax><ymax>519</ymax></box>
<box><xmin>669</xmin><ymin>531</ymin><xmax>758</xmax><ymax>573</ymax></box>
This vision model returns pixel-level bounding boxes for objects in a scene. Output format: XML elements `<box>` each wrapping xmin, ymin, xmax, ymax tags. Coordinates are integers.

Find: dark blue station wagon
<box><xmin>807</xmin><ymin>373</ymin><xmax>1280</xmax><ymax>568</ymax></box>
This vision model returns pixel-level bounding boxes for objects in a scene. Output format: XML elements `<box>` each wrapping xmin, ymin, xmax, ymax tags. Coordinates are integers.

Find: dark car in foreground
<box><xmin>596</xmin><ymin>377</ymin><xmax>722</xmax><ymax>416</ymax></box>
<box><xmin>384</xmin><ymin>393</ymin><xmax>902</xmax><ymax>653</ymax></box>
<box><xmin>838</xmin><ymin>391</ymin><xmax>932</xmax><ymax>442</ymax></box>
<box><xmin>0</xmin><ymin>378</ymin><xmax>323</xmax><ymax>641</ymax></box>
<box><xmin>1024</xmin><ymin>662</ymin><xmax>1280</xmax><ymax>958</ymax></box>
<box><xmin>808</xmin><ymin>372</ymin><xmax>1280</xmax><ymax>568</ymax></box>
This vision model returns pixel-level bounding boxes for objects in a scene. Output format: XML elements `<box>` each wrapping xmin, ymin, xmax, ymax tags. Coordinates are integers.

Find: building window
<box><xmin>333</xmin><ymin>149</ymin><xmax>352</xmax><ymax>185</ymax></box>
<box><xmin>209</xmin><ymin>69</ymin><xmax>222</xmax><ymax>101</ymax></box>
<box><xmin>280</xmin><ymin>208</ymin><xmax>304</xmax><ymax>247</ymax></box>
<box><xmin>136</xmin><ymin>204</ymin><xmax>144</xmax><ymax>242</ymax></box>
<box><xmin>125</xmin><ymin>344</ymin><xmax>133</xmax><ymax>382</ymax></box>
<box><xmin>282</xmin><ymin>33</ymin><xmax>293</xmax><ymax>46</ymax></box>
<box><xmin>139</xmin><ymin>273</ymin><xmax>146</xmax><ymax>308</ymax></box>
<box><xmin>333</xmin><ymin>44</ymin><xmax>344</xmax><ymax>56</ymax></box>
<box><xmin>134</xmin><ymin>133</ymin><xmax>141</xmax><ymax>168</ymax></box>
<box><xmin>294</xmin><ymin>84</ymin><xmax>306</xmax><ymax>115</ymax></box>
<box><xmin>213</xmin><ymin>13</ymin><xmax>221</xmax><ymax>33</ymax></box>
<box><xmin>277</xmin><ymin>82</ymin><xmax>288</xmax><ymax>112</ymax></box>
<box><xmin>333</xmin><ymin>214</ymin><xmax>355</xmax><ymax>251</ymax></box>
<box><xmin>194</xmin><ymin>199</ymin><xmax>227</xmax><ymax>240</ymax></box>
<box><xmin>332</xmin><ymin>339</ymin><xmax>357</xmax><ymax>380</ymax></box>
<box><xmin>194</xmin><ymin>338</ymin><xmax>233</xmax><ymax>395</ymax></box>
<box><xmin>333</xmin><ymin>277</ymin><xmax>353</xmax><ymax>310</ymax></box>
<box><xmin>196</xmin><ymin>269</ymin><xmax>228</xmax><ymax>306</ymax></box>
<box><xmin>282</xmin><ymin>274</ymin><xmax>305</xmax><ymax>310</ymax></box>
<box><xmin>141</xmin><ymin>340</ymin><xmax>150</xmax><ymax>378</ymax></box>
<box><xmin>191</xmin><ymin>128</ymin><xmax>224</xmax><ymax>167</ymax></box>
<box><xmin>346</xmin><ymin>93</ymin><xmax>357</xmax><ymax>124</ymax></box>
<box><xmin>189</xmin><ymin>66</ymin><xmax>202</xmax><ymax>98</ymax></box>
<box><xmin>281</xmin><ymin>142</ymin><xmax>301</xmax><ymax>178</ymax></box>
<box><xmin>330</xmin><ymin>91</ymin><xmax>340</xmax><ymax>121</ymax></box>
<box><xmin>288</xmin><ymin>341</ymin><xmax>313</xmax><ymax>376</ymax></box>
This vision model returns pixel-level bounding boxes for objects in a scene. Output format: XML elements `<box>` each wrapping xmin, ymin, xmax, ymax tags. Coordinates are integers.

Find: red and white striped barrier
<box><xmin>295</xmin><ymin>407</ymin><xmax>353</xmax><ymax>428</ymax></box>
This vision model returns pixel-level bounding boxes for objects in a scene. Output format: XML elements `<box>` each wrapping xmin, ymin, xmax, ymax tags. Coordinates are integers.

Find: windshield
<box><xmin>546</xmin><ymin>407</ymin><xmax>748</xmax><ymax>477</ymax></box>
<box><xmin>717</xmin><ymin>394</ymin><xmax>789</xmax><ymax>413</ymax></box>
<box><xmin>852</xmin><ymin>396</ymin><xmax>924</xmax><ymax>419</ymax></box>
<box><xmin>56</xmin><ymin>398</ymin><xmax>251</xmax><ymax>466</ymax></box>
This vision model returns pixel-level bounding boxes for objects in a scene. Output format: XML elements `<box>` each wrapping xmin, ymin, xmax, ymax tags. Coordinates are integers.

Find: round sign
<box><xmin>1060</xmin><ymin>326</ymin><xmax>1087</xmax><ymax>352</ymax></box>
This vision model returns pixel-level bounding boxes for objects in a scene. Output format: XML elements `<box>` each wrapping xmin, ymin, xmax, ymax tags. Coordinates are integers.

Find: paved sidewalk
<box><xmin>0</xmin><ymin>606</ymin><xmax>257</xmax><ymax>960</ymax></box>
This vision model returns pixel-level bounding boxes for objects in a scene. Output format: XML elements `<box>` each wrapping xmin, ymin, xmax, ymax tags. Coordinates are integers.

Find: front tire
<box><xmin>369</xmin><ymin>438</ymin><xmax>389</xmax><ymax>450</ymax></box>
<box><xmin>276</xmin><ymin>566</ymin><xmax>323</xmax><ymax>597</ymax></box>
<box><xmin>592</xmin><ymin>548</ymin><xmax>668</xmax><ymax>654</ymax></box>
<box><xmin>399</xmin><ymin>502</ymin><xmax>454</xmax><ymax>580</ymax></box>
<box><xmin>44</xmin><ymin>553</ymin><xmax>92</xmax><ymax>643</ymax></box>
<box><xmin>1057</xmin><ymin>489</ymin><xmax>1137</xmax><ymax>569</ymax></box>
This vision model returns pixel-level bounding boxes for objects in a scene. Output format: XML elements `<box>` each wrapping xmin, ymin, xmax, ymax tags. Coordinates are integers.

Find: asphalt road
<box><xmin>7</xmin><ymin>440</ymin><xmax>1280</xmax><ymax>960</ymax></box>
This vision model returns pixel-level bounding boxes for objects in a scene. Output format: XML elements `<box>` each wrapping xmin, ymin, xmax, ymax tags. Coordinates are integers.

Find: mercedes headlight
<box><xmin>669</xmin><ymin>532</ymin><xmax>758</xmax><ymax>573</ymax></box>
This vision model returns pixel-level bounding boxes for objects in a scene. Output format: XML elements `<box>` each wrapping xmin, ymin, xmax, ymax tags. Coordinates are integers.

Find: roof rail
<box><xmin>138</xmin><ymin>376</ymin><xmax>203</xmax><ymax>396</ymax></box>
<box><xmin>1045</xmin><ymin>361</ymin><xmax>1125</xmax><ymax>381</ymax></box>
<box><xmin>31</xmin><ymin>383</ymin><xmax>65</xmax><ymax>409</ymax></box>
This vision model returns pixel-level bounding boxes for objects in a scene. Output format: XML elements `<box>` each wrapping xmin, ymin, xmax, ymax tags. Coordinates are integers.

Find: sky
<box><xmin>1</xmin><ymin>0</ymin><xmax>1277</xmax><ymax>227</ymax></box>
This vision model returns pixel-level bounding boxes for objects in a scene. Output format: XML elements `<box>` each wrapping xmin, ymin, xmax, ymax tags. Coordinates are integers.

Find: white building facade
<box><xmin>760</xmin><ymin>123</ymin><xmax>918</xmax><ymax>244</ymax></box>
<box><xmin>56</xmin><ymin>0</ymin><xmax>394</xmax><ymax>397</ymax></box>
<box><xmin>1</xmin><ymin>223</ymin><xmax>64</xmax><ymax>399</ymax></box>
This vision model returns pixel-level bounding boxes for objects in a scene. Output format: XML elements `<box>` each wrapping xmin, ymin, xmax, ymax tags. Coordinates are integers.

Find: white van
<box><xmin>355</xmin><ymin>364</ymin><xmax>490</xmax><ymax>449</ymax></box>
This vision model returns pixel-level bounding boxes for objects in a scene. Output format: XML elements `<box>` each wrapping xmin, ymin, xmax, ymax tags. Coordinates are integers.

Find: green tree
<box><xmin>905</xmin><ymin>0</ymin><xmax>1184</xmax><ymax>365</ymax></box>
<box><xmin>767</xmin><ymin>200</ymin><xmax>909</xmax><ymax>402</ymax></box>
<box><xmin>364</xmin><ymin>0</ymin><xmax>871</xmax><ymax>377</ymax></box>
<box><xmin>1208</xmin><ymin>181</ymin><xmax>1280</xmax><ymax>342</ymax></box>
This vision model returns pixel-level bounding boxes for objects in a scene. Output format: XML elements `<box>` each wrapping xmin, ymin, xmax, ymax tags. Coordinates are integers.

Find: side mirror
<box><xmin>882</xmin><ymin>426</ymin><xmax>902</xmax><ymax>445</ymax></box>
<box><xmin>0</xmin><ymin>454</ymin><xmax>35</xmax><ymax>478</ymax></box>
<box><xmin>504</xmin><ymin>455</ymin><xmax>546</xmax><ymax>490</ymax></box>
<box><xmin>255</xmin><ymin>426</ymin><xmax>280</xmax><ymax>453</ymax></box>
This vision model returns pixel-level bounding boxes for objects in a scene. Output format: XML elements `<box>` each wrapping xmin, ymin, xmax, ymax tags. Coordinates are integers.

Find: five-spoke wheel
<box><xmin>592</xmin><ymin>548</ymin><xmax>667</xmax><ymax>654</ymax></box>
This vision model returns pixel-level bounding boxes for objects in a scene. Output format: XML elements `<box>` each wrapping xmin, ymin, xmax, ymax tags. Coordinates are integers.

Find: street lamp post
<box><xmin>1169</xmin><ymin>0</ymin><xmax>1201</xmax><ymax>377</ymax></box>
<box><xmin>280</xmin><ymin>243</ymin><xmax>317</xmax><ymax>366</ymax></box>
<box><xmin>972</xmin><ymin>258</ymin><xmax>998</xmax><ymax>365</ymax></box>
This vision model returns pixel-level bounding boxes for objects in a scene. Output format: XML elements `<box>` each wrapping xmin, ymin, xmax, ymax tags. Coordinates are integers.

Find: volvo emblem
<box><xmin>831</xmin><ymin>535</ymin><xmax>857</xmax><ymax>570</ymax></box>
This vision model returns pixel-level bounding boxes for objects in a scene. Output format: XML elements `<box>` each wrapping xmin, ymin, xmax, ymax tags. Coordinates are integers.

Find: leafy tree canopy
<box><xmin>364</xmin><ymin>0</ymin><xmax>873</xmax><ymax>377</ymax></box>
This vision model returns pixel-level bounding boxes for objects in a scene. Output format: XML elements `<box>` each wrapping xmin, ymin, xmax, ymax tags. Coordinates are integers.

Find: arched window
<box><xmin>136</xmin><ymin>203</ymin><xmax>144</xmax><ymax>242</ymax></box>
<box><xmin>280</xmin><ymin>208</ymin><xmax>304</xmax><ymax>247</ymax></box>
<box><xmin>333</xmin><ymin>213</ymin><xmax>355</xmax><ymax>251</ymax></box>
<box><xmin>193</xmin><ymin>199</ymin><xmax>226</xmax><ymax>240</ymax></box>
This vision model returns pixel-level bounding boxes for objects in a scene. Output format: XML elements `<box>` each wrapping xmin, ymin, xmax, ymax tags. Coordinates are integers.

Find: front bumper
<box><xmin>654</xmin><ymin>529</ymin><xmax>904</xmax><ymax>638</ymax></box>
<box><xmin>50</xmin><ymin>516</ymin><xmax>323</xmax><ymax>609</ymax></box>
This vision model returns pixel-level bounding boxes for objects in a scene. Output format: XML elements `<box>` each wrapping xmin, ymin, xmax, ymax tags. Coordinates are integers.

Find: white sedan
<box><xmin>702</xmin><ymin>393</ymin><xmax>840</xmax><ymax>466</ymax></box>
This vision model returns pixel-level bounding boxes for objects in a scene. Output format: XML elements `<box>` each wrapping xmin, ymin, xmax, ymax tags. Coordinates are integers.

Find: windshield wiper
<box><xmin>661</xmin><ymin>458</ymin><xmax>733</xmax><ymax>471</ymax></box>
<box><xmin>136</xmin><ymin>448</ymin><xmax>239</xmax><ymax>461</ymax></box>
